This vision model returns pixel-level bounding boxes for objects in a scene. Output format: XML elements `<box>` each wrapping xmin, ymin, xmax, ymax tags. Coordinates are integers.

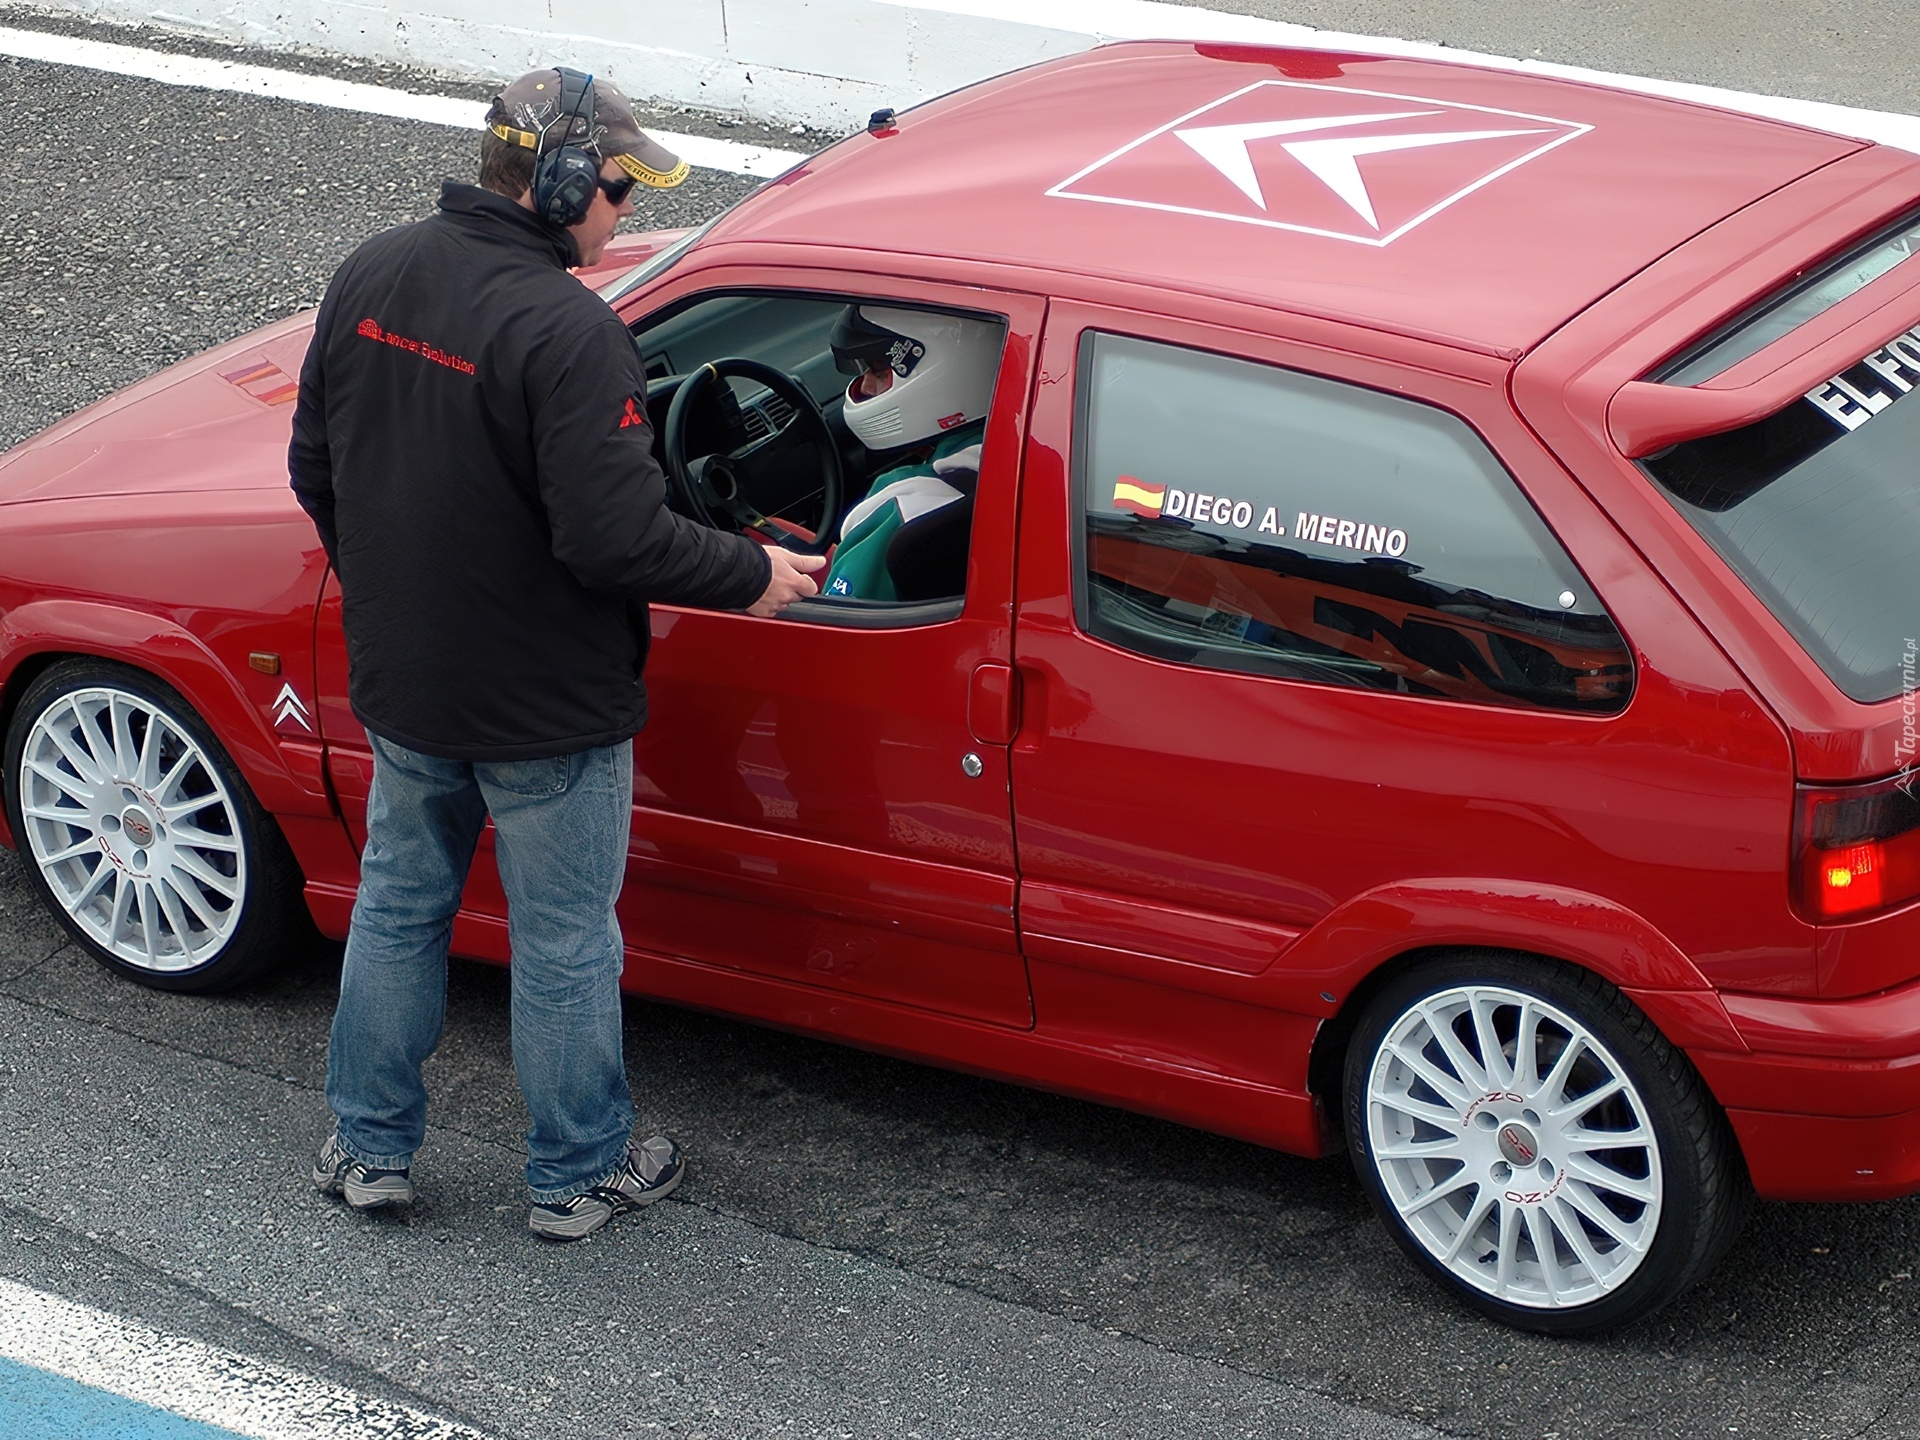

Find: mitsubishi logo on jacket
<box><xmin>618</xmin><ymin>396</ymin><xmax>646</xmax><ymax>429</ymax></box>
<box><xmin>1048</xmin><ymin>79</ymin><xmax>1590</xmax><ymax>246</ymax></box>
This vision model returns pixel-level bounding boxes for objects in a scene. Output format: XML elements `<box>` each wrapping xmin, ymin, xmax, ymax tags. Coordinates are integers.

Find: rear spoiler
<box><xmin>1608</xmin><ymin>243</ymin><xmax>1920</xmax><ymax>456</ymax></box>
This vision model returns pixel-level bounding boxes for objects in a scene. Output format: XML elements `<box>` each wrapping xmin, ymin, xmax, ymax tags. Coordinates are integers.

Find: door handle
<box><xmin>967</xmin><ymin>661</ymin><xmax>1021</xmax><ymax>745</ymax></box>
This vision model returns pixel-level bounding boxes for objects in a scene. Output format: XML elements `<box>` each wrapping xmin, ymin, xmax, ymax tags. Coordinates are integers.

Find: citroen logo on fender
<box><xmin>273</xmin><ymin>682</ymin><xmax>312</xmax><ymax>732</ymax></box>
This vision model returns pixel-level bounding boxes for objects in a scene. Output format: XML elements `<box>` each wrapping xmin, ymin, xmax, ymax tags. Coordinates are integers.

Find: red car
<box><xmin>4</xmin><ymin>40</ymin><xmax>1918</xmax><ymax>1334</ymax></box>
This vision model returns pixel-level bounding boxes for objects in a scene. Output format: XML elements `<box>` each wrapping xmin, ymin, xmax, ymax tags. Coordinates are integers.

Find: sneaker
<box><xmin>312</xmin><ymin>1132</ymin><xmax>415</xmax><ymax>1210</ymax></box>
<box><xmin>528</xmin><ymin>1136</ymin><xmax>685</xmax><ymax>1241</ymax></box>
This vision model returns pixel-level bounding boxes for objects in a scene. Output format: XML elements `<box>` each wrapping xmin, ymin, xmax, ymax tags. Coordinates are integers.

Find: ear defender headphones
<box><xmin>531</xmin><ymin>67</ymin><xmax>602</xmax><ymax>230</ymax></box>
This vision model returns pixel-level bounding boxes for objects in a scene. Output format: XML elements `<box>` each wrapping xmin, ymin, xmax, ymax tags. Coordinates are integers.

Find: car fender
<box><xmin>1288</xmin><ymin>877</ymin><xmax>1748</xmax><ymax>1054</ymax></box>
<box><xmin>0</xmin><ymin>598</ymin><xmax>331</xmax><ymax>848</ymax></box>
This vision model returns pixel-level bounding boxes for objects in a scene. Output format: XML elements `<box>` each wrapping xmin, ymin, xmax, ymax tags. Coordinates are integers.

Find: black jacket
<box><xmin>288</xmin><ymin>183</ymin><xmax>769</xmax><ymax>760</ymax></box>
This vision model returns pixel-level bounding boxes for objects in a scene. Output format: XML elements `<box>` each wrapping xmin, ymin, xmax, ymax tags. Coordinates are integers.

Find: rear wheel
<box><xmin>5</xmin><ymin>658</ymin><xmax>309</xmax><ymax>992</ymax></box>
<box><xmin>1343</xmin><ymin>951</ymin><xmax>1751</xmax><ymax>1334</ymax></box>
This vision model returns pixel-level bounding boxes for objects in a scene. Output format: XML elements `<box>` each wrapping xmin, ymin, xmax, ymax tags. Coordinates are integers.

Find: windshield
<box><xmin>1641</xmin><ymin>325</ymin><xmax>1920</xmax><ymax>702</ymax></box>
<box><xmin>597</xmin><ymin>213</ymin><xmax>726</xmax><ymax>306</ymax></box>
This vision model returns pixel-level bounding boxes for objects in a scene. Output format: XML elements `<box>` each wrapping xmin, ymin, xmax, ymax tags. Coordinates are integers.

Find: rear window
<box><xmin>1661</xmin><ymin>209</ymin><xmax>1920</xmax><ymax>385</ymax></box>
<box><xmin>1641</xmin><ymin>326</ymin><xmax>1920</xmax><ymax>702</ymax></box>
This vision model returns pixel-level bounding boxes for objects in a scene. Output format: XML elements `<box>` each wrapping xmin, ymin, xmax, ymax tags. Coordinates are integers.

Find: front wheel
<box><xmin>5</xmin><ymin>658</ymin><xmax>311</xmax><ymax>992</ymax></box>
<box><xmin>1343</xmin><ymin>952</ymin><xmax>1751</xmax><ymax>1334</ymax></box>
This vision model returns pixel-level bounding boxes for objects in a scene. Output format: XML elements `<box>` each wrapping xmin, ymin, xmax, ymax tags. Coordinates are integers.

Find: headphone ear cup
<box><xmin>534</xmin><ymin>147</ymin><xmax>599</xmax><ymax>228</ymax></box>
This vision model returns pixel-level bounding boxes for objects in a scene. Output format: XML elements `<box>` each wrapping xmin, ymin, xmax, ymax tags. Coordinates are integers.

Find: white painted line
<box><xmin>892</xmin><ymin>0</ymin><xmax>1920</xmax><ymax>156</ymax></box>
<box><xmin>0</xmin><ymin>25</ymin><xmax>807</xmax><ymax>177</ymax></box>
<box><xmin>0</xmin><ymin>1276</ymin><xmax>493</xmax><ymax>1440</ymax></box>
<box><xmin>654</xmin><ymin>129</ymin><xmax>807</xmax><ymax>180</ymax></box>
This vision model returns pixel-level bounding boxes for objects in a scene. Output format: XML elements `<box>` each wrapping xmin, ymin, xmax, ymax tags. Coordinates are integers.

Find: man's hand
<box><xmin>746</xmin><ymin>548</ymin><xmax>827</xmax><ymax>617</ymax></box>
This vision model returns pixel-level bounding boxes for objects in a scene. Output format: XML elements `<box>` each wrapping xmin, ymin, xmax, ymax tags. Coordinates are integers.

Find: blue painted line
<box><xmin>0</xmin><ymin>1355</ymin><xmax>251</xmax><ymax>1440</ymax></box>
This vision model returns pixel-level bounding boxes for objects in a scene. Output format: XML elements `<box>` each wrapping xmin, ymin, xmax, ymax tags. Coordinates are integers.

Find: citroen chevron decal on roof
<box><xmin>1173</xmin><ymin>111</ymin><xmax>1434</xmax><ymax>213</ymax></box>
<box><xmin>1178</xmin><ymin>116</ymin><xmax>1553</xmax><ymax>227</ymax></box>
<box><xmin>1047</xmin><ymin>80</ymin><xmax>1592</xmax><ymax>247</ymax></box>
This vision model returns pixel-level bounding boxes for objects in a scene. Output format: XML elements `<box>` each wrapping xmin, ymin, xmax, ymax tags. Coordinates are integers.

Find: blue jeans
<box><xmin>325</xmin><ymin>732</ymin><xmax>636</xmax><ymax>1201</ymax></box>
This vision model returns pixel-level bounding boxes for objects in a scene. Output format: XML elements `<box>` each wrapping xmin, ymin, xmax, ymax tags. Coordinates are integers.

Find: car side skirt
<box><xmin>304</xmin><ymin>881</ymin><xmax>1329</xmax><ymax>1158</ymax></box>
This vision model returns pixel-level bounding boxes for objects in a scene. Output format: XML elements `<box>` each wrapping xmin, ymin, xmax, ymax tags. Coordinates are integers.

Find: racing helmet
<box><xmin>831</xmin><ymin>306</ymin><xmax>1001</xmax><ymax>450</ymax></box>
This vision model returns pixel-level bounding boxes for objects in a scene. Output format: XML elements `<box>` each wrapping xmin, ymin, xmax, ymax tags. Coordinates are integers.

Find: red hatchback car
<box><xmin>3</xmin><ymin>41</ymin><xmax>1919</xmax><ymax>1333</ymax></box>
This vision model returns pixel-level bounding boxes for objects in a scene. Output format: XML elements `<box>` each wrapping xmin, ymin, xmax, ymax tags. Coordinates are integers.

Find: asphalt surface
<box><xmin>0</xmin><ymin>8</ymin><xmax>793</xmax><ymax>455</ymax></box>
<box><xmin>1161</xmin><ymin>0</ymin><xmax>1920</xmax><ymax>117</ymax></box>
<box><xmin>5</xmin><ymin>9</ymin><xmax>1920</xmax><ymax>1439</ymax></box>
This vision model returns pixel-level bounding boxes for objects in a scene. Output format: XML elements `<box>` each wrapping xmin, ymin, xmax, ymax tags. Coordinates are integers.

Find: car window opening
<box><xmin>1073</xmin><ymin>333</ymin><xmax>1632</xmax><ymax>714</ymax></box>
<box><xmin>630</xmin><ymin>292</ymin><xmax>1009</xmax><ymax>621</ymax></box>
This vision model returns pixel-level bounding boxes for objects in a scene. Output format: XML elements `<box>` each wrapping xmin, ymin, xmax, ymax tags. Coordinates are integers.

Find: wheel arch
<box><xmin>1330</xmin><ymin>941</ymin><xmax>1755</xmax><ymax>1332</ymax></box>
<box><xmin>0</xmin><ymin>599</ymin><xmax>320</xmax><ymax>848</ymax></box>
<box><xmin>1293</xmin><ymin>879</ymin><xmax>1751</xmax><ymax>1142</ymax></box>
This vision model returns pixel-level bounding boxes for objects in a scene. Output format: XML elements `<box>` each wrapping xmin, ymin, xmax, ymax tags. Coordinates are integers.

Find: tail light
<box><xmin>1794</xmin><ymin>773</ymin><xmax>1920</xmax><ymax>922</ymax></box>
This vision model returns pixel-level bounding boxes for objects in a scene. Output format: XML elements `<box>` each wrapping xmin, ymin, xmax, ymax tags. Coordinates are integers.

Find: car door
<box><xmin>318</xmin><ymin>269</ymin><xmax>1045</xmax><ymax>1029</ymax></box>
<box><xmin>609</xmin><ymin>266</ymin><xmax>1045</xmax><ymax>1027</ymax></box>
<box><xmin>1009</xmin><ymin>300</ymin><xmax>1801</xmax><ymax>1093</ymax></box>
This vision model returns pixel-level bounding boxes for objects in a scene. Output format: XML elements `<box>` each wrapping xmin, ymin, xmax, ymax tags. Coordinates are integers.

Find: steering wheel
<box><xmin>662</xmin><ymin>359</ymin><xmax>844</xmax><ymax>556</ymax></box>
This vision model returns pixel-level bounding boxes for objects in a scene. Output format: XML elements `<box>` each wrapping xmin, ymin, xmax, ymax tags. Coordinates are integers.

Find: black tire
<box><xmin>4</xmin><ymin>657</ymin><xmax>312</xmax><ymax>992</ymax></box>
<box><xmin>1342</xmin><ymin>950</ymin><xmax>1751</xmax><ymax>1335</ymax></box>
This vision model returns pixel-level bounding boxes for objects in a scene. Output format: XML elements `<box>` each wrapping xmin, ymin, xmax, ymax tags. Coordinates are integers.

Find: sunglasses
<box><xmin>596</xmin><ymin>173</ymin><xmax>637</xmax><ymax>205</ymax></box>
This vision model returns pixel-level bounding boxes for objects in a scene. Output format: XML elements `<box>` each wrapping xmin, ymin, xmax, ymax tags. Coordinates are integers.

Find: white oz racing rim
<box><xmin>18</xmin><ymin>686</ymin><xmax>248</xmax><ymax>972</ymax></box>
<box><xmin>1367</xmin><ymin>985</ymin><xmax>1663</xmax><ymax>1310</ymax></box>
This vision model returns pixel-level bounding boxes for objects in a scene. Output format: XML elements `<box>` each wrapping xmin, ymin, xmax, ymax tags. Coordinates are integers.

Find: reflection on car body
<box><xmin>1087</xmin><ymin>525</ymin><xmax>1633</xmax><ymax>710</ymax></box>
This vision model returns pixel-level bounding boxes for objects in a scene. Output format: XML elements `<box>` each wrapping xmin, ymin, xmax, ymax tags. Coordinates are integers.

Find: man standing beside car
<box><xmin>288</xmin><ymin>66</ymin><xmax>823</xmax><ymax>1240</ymax></box>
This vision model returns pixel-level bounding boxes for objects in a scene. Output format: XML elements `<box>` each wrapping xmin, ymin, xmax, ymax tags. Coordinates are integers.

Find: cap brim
<box><xmin>612</xmin><ymin>137</ymin><xmax>690</xmax><ymax>190</ymax></box>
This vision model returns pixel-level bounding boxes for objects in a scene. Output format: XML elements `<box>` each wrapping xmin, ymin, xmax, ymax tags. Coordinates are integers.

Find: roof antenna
<box><xmin>868</xmin><ymin>108</ymin><xmax>898</xmax><ymax>136</ymax></box>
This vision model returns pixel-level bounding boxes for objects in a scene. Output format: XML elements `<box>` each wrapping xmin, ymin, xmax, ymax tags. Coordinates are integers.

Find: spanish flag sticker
<box><xmin>1111</xmin><ymin>476</ymin><xmax>1167</xmax><ymax>518</ymax></box>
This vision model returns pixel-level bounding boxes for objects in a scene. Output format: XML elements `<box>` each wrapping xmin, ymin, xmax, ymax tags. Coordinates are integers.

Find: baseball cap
<box><xmin>487</xmin><ymin>68</ymin><xmax>690</xmax><ymax>190</ymax></box>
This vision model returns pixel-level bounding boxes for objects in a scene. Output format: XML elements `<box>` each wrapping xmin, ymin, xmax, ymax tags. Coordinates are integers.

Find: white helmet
<box><xmin>831</xmin><ymin>305</ymin><xmax>1002</xmax><ymax>450</ymax></box>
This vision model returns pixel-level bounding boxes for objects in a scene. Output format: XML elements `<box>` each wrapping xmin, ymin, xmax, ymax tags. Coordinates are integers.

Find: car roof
<box><xmin>711</xmin><ymin>42</ymin><xmax>1864</xmax><ymax>358</ymax></box>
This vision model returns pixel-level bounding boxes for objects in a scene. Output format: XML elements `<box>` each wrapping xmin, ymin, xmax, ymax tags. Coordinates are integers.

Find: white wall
<box><xmin>34</xmin><ymin>0</ymin><xmax>1920</xmax><ymax>147</ymax></box>
<box><xmin>46</xmin><ymin>0</ymin><xmax>1091</xmax><ymax>129</ymax></box>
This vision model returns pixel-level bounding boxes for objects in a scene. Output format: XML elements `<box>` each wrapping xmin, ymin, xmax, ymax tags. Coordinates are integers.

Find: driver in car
<box><xmin>820</xmin><ymin>306</ymin><xmax>1001</xmax><ymax>602</ymax></box>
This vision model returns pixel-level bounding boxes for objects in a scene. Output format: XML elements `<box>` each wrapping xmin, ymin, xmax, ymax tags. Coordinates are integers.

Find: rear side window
<box><xmin>1642</xmin><ymin>325</ymin><xmax>1920</xmax><ymax>702</ymax></box>
<box><xmin>1074</xmin><ymin>333</ymin><xmax>1630</xmax><ymax>713</ymax></box>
